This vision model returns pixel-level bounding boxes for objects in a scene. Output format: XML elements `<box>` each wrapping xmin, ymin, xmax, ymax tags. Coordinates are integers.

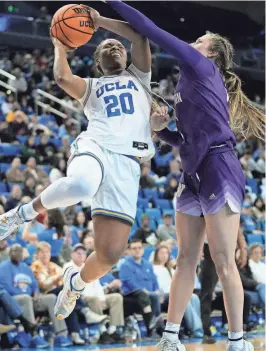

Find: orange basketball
<box><xmin>51</xmin><ymin>4</ymin><xmax>95</xmax><ymax>48</ymax></box>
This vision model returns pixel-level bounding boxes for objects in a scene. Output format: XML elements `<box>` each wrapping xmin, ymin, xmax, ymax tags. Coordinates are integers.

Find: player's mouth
<box><xmin>110</xmin><ymin>49</ymin><xmax>122</xmax><ymax>57</ymax></box>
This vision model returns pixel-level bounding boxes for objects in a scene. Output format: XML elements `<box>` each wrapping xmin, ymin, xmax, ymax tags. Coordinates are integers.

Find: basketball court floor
<box><xmin>18</xmin><ymin>333</ymin><xmax>265</xmax><ymax>351</ymax></box>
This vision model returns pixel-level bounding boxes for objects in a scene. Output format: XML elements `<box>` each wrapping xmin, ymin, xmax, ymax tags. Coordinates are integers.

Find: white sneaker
<box><xmin>81</xmin><ymin>307</ymin><xmax>108</xmax><ymax>325</ymax></box>
<box><xmin>157</xmin><ymin>338</ymin><xmax>186</xmax><ymax>351</ymax></box>
<box><xmin>71</xmin><ymin>332</ymin><xmax>85</xmax><ymax>345</ymax></box>
<box><xmin>54</xmin><ymin>266</ymin><xmax>82</xmax><ymax>320</ymax></box>
<box><xmin>0</xmin><ymin>207</ymin><xmax>24</xmax><ymax>241</ymax></box>
<box><xmin>227</xmin><ymin>340</ymin><xmax>254</xmax><ymax>351</ymax></box>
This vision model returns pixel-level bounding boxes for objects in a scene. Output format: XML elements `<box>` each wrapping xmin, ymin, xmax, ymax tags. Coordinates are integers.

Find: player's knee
<box><xmin>68</xmin><ymin>177</ymin><xmax>94</xmax><ymax>199</ymax></box>
<box><xmin>176</xmin><ymin>250</ymin><xmax>198</xmax><ymax>271</ymax></box>
<box><xmin>96</xmin><ymin>246</ymin><xmax>122</xmax><ymax>267</ymax></box>
<box><xmin>212</xmin><ymin>252</ymin><xmax>236</xmax><ymax>280</ymax></box>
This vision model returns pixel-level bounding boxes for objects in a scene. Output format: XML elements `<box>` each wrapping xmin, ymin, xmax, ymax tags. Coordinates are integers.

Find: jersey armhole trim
<box><xmin>81</xmin><ymin>79</ymin><xmax>93</xmax><ymax>106</ymax></box>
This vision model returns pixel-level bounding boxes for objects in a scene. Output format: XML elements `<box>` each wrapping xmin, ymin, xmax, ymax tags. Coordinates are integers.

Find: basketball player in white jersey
<box><xmin>0</xmin><ymin>8</ymin><xmax>169</xmax><ymax>319</ymax></box>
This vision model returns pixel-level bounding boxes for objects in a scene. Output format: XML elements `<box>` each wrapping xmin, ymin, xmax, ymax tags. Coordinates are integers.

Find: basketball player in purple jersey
<box><xmin>106</xmin><ymin>2</ymin><xmax>265</xmax><ymax>351</ymax></box>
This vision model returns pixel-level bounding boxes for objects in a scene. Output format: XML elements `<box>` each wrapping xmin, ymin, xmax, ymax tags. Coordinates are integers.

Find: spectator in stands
<box><xmin>80</xmin><ymin>230</ymin><xmax>95</xmax><ymax>256</ymax></box>
<box><xmin>36</xmin><ymin>135</ymin><xmax>57</xmax><ymax>164</ymax></box>
<box><xmin>31</xmin><ymin>242</ymin><xmax>85</xmax><ymax>345</ymax></box>
<box><xmin>256</xmin><ymin>151</ymin><xmax>265</xmax><ymax>177</ymax></box>
<box><xmin>4</xmin><ymin>184</ymin><xmax>22</xmax><ymax>211</ymax></box>
<box><xmin>28</xmin><ymin>115</ymin><xmax>52</xmax><ymax>136</ymax></box>
<box><xmin>49</xmin><ymin>159</ymin><xmax>67</xmax><ymax>183</ymax></box>
<box><xmin>252</xmin><ymin>198</ymin><xmax>265</xmax><ymax>220</ymax></box>
<box><xmin>23</xmin><ymin>157</ymin><xmax>49</xmax><ymax>186</ymax></box>
<box><xmin>248</xmin><ymin>244</ymin><xmax>266</xmax><ymax>285</ymax></box>
<box><xmin>240</xmin><ymin>152</ymin><xmax>258</xmax><ymax>178</ymax></box>
<box><xmin>119</xmin><ymin>240</ymin><xmax>161</xmax><ymax>319</ymax></box>
<box><xmin>0</xmin><ymin>121</ymin><xmax>12</xmax><ymax>143</ymax></box>
<box><xmin>140</xmin><ymin>164</ymin><xmax>156</xmax><ymax>188</ymax></box>
<box><xmin>72</xmin><ymin>211</ymin><xmax>88</xmax><ymax>236</ymax></box>
<box><xmin>23</xmin><ymin>176</ymin><xmax>37</xmax><ymax>198</ymax></box>
<box><xmin>153</xmin><ymin>245</ymin><xmax>203</xmax><ymax>337</ymax></box>
<box><xmin>157</xmin><ymin>213</ymin><xmax>176</xmax><ymax>242</ymax></box>
<box><xmin>0</xmin><ymin>244</ymin><xmax>71</xmax><ymax>348</ymax></box>
<box><xmin>1</xmin><ymin>95</ymin><xmax>15</xmax><ymax>116</ymax></box>
<box><xmin>133</xmin><ymin>214</ymin><xmax>158</xmax><ymax>246</ymax></box>
<box><xmin>6</xmin><ymin>157</ymin><xmax>25</xmax><ymax>183</ymax></box>
<box><xmin>21</xmin><ymin>220</ymin><xmax>45</xmax><ymax>244</ymax></box>
<box><xmin>164</xmin><ymin>177</ymin><xmax>178</xmax><ymax>200</ymax></box>
<box><xmin>8</xmin><ymin>110</ymin><xmax>29</xmax><ymax>137</ymax></box>
<box><xmin>166</xmin><ymin>160</ymin><xmax>182</xmax><ymax>183</ymax></box>
<box><xmin>64</xmin><ymin>244</ymin><xmax>124</xmax><ymax>344</ymax></box>
<box><xmin>0</xmin><ymin>240</ymin><xmax>9</xmax><ymax>263</ymax></box>
<box><xmin>8</xmin><ymin>68</ymin><xmax>27</xmax><ymax>93</ymax></box>
<box><xmin>59</xmin><ymin>135</ymin><xmax>71</xmax><ymax>161</ymax></box>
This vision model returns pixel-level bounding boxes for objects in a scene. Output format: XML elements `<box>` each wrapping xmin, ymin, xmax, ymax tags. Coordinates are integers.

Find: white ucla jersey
<box><xmin>78</xmin><ymin>64</ymin><xmax>155</xmax><ymax>160</ymax></box>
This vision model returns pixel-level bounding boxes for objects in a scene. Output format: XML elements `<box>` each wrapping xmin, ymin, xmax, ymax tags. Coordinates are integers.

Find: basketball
<box><xmin>51</xmin><ymin>4</ymin><xmax>95</xmax><ymax>48</ymax></box>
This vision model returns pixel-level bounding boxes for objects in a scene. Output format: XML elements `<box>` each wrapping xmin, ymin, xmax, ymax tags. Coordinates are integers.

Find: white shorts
<box><xmin>68</xmin><ymin>137</ymin><xmax>141</xmax><ymax>225</ymax></box>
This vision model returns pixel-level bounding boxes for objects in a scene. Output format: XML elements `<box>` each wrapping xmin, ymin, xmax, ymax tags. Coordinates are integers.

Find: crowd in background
<box><xmin>0</xmin><ymin>44</ymin><xmax>264</xmax><ymax>349</ymax></box>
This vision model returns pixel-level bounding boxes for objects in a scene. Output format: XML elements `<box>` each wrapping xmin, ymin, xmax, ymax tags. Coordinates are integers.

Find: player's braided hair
<box><xmin>207</xmin><ymin>32</ymin><xmax>265</xmax><ymax>140</ymax></box>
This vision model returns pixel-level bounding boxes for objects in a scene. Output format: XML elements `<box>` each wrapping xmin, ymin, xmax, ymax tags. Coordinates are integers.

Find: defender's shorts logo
<box><xmin>133</xmin><ymin>141</ymin><xmax>148</xmax><ymax>150</ymax></box>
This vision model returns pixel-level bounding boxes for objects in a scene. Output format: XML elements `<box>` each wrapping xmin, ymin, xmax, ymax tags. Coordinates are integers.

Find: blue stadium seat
<box><xmin>145</xmin><ymin>208</ymin><xmax>161</xmax><ymax>222</ymax></box>
<box><xmin>24</xmin><ymin>244</ymin><xmax>37</xmax><ymax>265</ymax></box>
<box><xmin>135</xmin><ymin>208</ymin><xmax>144</xmax><ymax>225</ymax></box>
<box><xmin>0</xmin><ymin>144</ymin><xmax>21</xmax><ymax>156</ymax></box>
<box><xmin>0</xmin><ymin>182</ymin><xmax>7</xmax><ymax>192</ymax></box>
<box><xmin>16</xmin><ymin>136</ymin><xmax>28</xmax><ymax>145</ymax></box>
<box><xmin>41</xmin><ymin>166</ymin><xmax>51</xmax><ymax>175</ymax></box>
<box><xmin>154</xmin><ymin>152</ymin><xmax>174</xmax><ymax>168</ymax></box>
<box><xmin>149</xmin><ymin>219</ymin><xmax>157</xmax><ymax>232</ymax></box>
<box><xmin>143</xmin><ymin>246</ymin><xmax>155</xmax><ymax>260</ymax></box>
<box><xmin>50</xmin><ymin>138</ymin><xmax>62</xmax><ymax>148</ymax></box>
<box><xmin>155</xmin><ymin>199</ymin><xmax>173</xmax><ymax>209</ymax></box>
<box><xmin>246</xmin><ymin>179</ymin><xmax>258</xmax><ymax>194</ymax></box>
<box><xmin>0</xmin><ymin>163</ymin><xmax>10</xmax><ymax>173</ymax></box>
<box><xmin>246</xmin><ymin>234</ymin><xmax>264</xmax><ymax>246</ymax></box>
<box><xmin>171</xmin><ymin>246</ymin><xmax>178</xmax><ymax>258</ymax></box>
<box><xmin>143</xmin><ymin>188</ymin><xmax>159</xmax><ymax>201</ymax></box>
<box><xmin>137</xmin><ymin>198</ymin><xmax>149</xmax><ymax>209</ymax></box>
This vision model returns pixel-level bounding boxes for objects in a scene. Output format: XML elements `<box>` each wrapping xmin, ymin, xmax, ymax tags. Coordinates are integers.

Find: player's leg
<box><xmin>205</xmin><ymin>206</ymin><xmax>253</xmax><ymax>351</ymax></box>
<box><xmin>55</xmin><ymin>216</ymin><xmax>131</xmax><ymax>320</ymax></box>
<box><xmin>0</xmin><ymin>154</ymin><xmax>102</xmax><ymax>240</ymax></box>
<box><xmin>158</xmin><ymin>211</ymin><xmax>206</xmax><ymax>351</ymax></box>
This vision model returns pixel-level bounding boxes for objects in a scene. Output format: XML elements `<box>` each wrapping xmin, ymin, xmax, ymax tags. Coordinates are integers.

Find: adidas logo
<box><xmin>209</xmin><ymin>193</ymin><xmax>216</xmax><ymax>200</ymax></box>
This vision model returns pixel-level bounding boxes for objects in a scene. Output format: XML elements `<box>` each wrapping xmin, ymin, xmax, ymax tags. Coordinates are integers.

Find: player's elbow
<box><xmin>54</xmin><ymin>74</ymin><xmax>67</xmax><ymax>87</ymax></box>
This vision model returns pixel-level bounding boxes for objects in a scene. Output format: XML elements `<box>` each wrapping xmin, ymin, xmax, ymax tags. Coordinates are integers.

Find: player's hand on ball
<box><xmin>79</xmin><ymin>4</ymin><xmax>100</xmax><ymax>30</ymax></box>
<box><xmin>150</xmin><ymin>105</ymin><xmax>170</xmax><ymax>131</ymax></box>
<box><xmin>50</xmin><ymin>32</ymin><xmax>76</xmax><ymax>52</ymax></box>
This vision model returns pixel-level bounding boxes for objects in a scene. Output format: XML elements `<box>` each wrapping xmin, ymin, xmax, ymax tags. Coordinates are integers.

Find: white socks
<box><xmin>19</xmin><ymin>202</ymin><xmax>39</xmax><ymax>221</ymax></box>
<box><xmin>162</xmin><ymin>322</ymin><xmax>180</xmax><ymax>343</ymax></box>
<box><xmin>108</xmin><ymin>325</ymin><xmax>116</xmax><ymax>335</ymax></box>
<box><xmin>71</xmin><ymin>273</ymin><xmax>86</xmax><ymax>292</ymax></box>
<box><xmin>228</xmin><ymin>331</ymin><xmax>244</xmax><ymax>349</ymax></box>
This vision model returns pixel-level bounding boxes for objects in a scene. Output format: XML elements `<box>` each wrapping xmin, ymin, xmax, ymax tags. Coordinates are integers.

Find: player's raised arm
<box><xmin>52</xmin><ymin>37</ymin><xmax>87</xmax><ymax>100</ymax></box>
<box><xmin>106</xmin><ymin>1</ymin><xmax>214</xmax><ymax>79</ymax></box>
<box><xmin>90</xmin><ymin>8</ymin><xmax>151</xmax><ymax>73</ymax></box>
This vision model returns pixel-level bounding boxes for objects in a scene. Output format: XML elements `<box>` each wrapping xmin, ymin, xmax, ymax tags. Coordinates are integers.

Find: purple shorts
<box><xmin>176</xmin><ymin>147</ymin><xmax>245</xmax><ymax>216</ymax></box>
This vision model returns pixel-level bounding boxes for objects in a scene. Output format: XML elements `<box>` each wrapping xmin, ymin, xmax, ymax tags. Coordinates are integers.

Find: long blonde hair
<box><xmin>208</xmin><ymin>32</ymin><xmax>265</xmax><ymax>140</ymax></box>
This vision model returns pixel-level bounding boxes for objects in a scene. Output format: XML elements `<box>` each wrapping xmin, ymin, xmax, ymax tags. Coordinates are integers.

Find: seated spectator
<box><xmin>72</xmin><ymin>211</ymin><xmax>88</xmax><ymax>237</ymax></box>
<box><xmin>157</xmin><ymin>213</ymin><xmax>176</xmax><ymax>242</ymax></box>
<box><xmin>164</xmin><ymin>177</ymin><xmax>178</xmax><ymax>200</ymax></box>
<box><xmin>1</xmin><ymin>94</ymin><xmax>15</xmax><ymax>116</ymax></box>
<box><xmin>0</xmin><ymin>244</ymin><xmax>71</xmax><ymax>348</ymax></box>
<box><xmin>6</xmin><ymin>157</ymin><xmax>25</xmax><ymax>183</ymax></box>
<box><xmin>133</xmin><ymin>214</ymin><xmax>158</xmax><ymax>246</ymax></box>
<box><xmin>80</xmin><ymin>229</ymin><xmax>95</xmax><ymax>256</ymax></box>
<box><xmin>256</xmin><ymin>151</ymin><xmax>265</xmax><ymax>177</ymax></box>
<box><xmin>59</xmin><ymin>135</ymin><xmax>71</xmax><ymax>161</ymax></box>
<box><xmin>21</xmin><ymin>135</ymin><xmax>39</xmax><ymax>161</ymax></box>
<box><xmin>0</xmin><ymin>288</ymin><xmax>39</xmax><ymax>349</ymax></box>
<box><xmin>248</xmin><ymin>244</ymin><xmax>266</xmax><ymax>285</ymax></box>
<box><xmin>49</xmin><ymin>159</ymin><xmax>67</xmax><ymax>183</ymax></box>
<box><xmin>21</xmin><ymin>220</ymin><xmax>45</xmax><ymax>244</ymax></box>
<box><xmin>8</xmin><ymin>68</ymin><xmax>27</xmax><ymax>93</ymax></box>
<box><xmin>4</xmin><ymin>184</ymin><xmax>22</xmax><ymax>212</ymax></box>
<box><xmin>239</xmin><ymin>246</ymin><xmax>265</xmax><ymax>310</ymax></box>
<box><xmin>0</xmin><ymin>240</ymin><xmax>9</xmax><ymax>263</ymax></box>
<box><xmin>31</xmin><ymin>242</ymin><xmax>85</xmax><ymax>345</ymax></box>
<box><xmin>252</xmin><ymin>198</ymin><xmax>265</xmax><ymax>220</ymax></box>
<box><xmin>166</xmin><ymin>160</ymin><xmax>182</xmax><ymax>184</ymax></box>
<box><xmin>64</xmin><ymin>244</ymin><xmax>124</xmax><ymax>344</ymax></box>
<box><xmin>36</xmin><ymin>135</ymin><xmax>57</xmax><ymax>164</ymax></box>
<box><xmin>28</xmin><ymin>114</ymin><xmax>52</xmax><ymax>136</ymax></box>
<box><xmin>119</xmin><ymin>240</ymin><xmax>161</xmax><ymax>322</ymax></box>
<box><xmin>153</xmin><ymin>245</ymin><xmax>203</xmax><ymax>337</ymax></box>
<box><xmin>8</xmin><ymin>110</ymin><xmax>29</xmax><ymax>137</ymax></box>
<box><xmin>140</xmin><ymin>164</ymin><xmax>156</xmax><ymax>188</ymax></box>
<box><xmin>23</xmin><ymin>157</ymin><xmax>49</xmax><ymax>186</ymax></box>
<box><xmin>23</xmin><ymin>176</ymin><xmax>37</xmax><ymax>198</ymax></box>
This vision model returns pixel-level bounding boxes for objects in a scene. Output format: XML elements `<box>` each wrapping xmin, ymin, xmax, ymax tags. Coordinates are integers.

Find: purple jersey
<box><xmin>108</xmin><ymin>1</ymin><xmax>236</xmax><ymax>175</ymax></box>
